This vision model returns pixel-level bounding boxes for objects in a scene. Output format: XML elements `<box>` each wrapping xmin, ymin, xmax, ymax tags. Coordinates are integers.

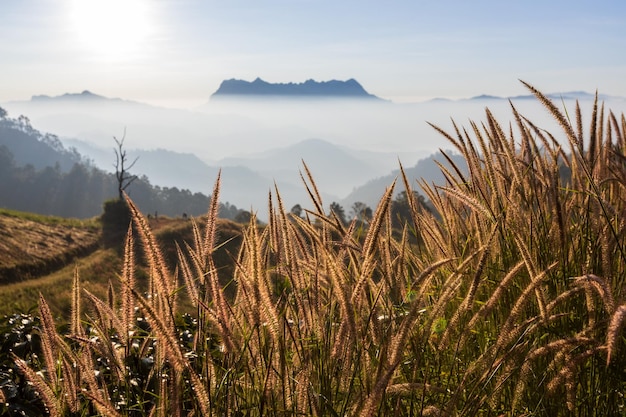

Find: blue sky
<box><xmin>1</xmin><ymin>0</ymin><xmax>625</xmax><ymax>107</ymax></box>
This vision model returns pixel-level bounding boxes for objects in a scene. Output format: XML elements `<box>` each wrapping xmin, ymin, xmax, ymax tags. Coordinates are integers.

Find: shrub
<box><xmin>101</xmin><ymin>198</ymin><xmax>131</xmax><ymax>247</ymax></box>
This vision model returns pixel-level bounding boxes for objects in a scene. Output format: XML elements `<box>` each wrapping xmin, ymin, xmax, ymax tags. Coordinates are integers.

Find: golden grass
<box><xmin>12</xmin><ymin>81</ymin><xmax>626</xmax><ymax>416</ymax></box>
<box><xmin>0</xmin><ymin>249</ymin><xmax>120</xmax><ymax>315</ymax></box>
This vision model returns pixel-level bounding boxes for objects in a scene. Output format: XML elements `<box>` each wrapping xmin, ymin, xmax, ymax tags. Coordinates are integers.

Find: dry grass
<box><xmin>12</xmin><ymin>81</ymin><xmax>626</xmax><ymax>416</ymax></box>
<box><xmin>0</xmin><ymin>210</ymin><xmax>100</xmax><ymax>283</ymax></box>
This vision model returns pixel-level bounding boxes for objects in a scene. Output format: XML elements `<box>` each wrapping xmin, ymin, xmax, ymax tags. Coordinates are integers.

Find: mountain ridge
<box><xmin>32</xmin><ymin>90</ymin><xmax>112</xmax><ymax>102</ymax></box>
<box><xmin>217</xmin><ymin>137</ymin><xmax>385</xmax><ymax>198</ymax></box>
<box><xmin>457</xmin><ymin>91</ymin><xmax>622</xmax><ymax>102</ymax></box>
<box><xmin>8</xmin><ymin>88</ymin><xmax>623</xmax><ymax>108</ymax></box>
<box><xmin>211</xmin><ymin>78</ymin><xmax>381</xmax><ymax>100</ymax></box>
<box><xmin>341</xmin><ymin>151</ymin><xmax>468</xmax><ymax>209</ymax></box>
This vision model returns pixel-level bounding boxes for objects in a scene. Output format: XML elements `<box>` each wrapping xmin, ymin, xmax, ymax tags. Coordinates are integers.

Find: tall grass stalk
<box><xmin>13</xmin><ymin>82</ymin><xmax>626</xmax><ymax>416</ymax></box>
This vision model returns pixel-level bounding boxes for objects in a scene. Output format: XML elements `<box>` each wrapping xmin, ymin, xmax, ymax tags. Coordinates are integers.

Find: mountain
<box><xmin>467</xmin><ymin>91</ymin><xmax>621</xmax><ymax>102</ymax></box>
<box><xmin>59</xmin><ymin>138</ymin><xmax>332</xmax><ymax>215</ymax></box>
<box><xmin>0</xmin><ymin>114</ymin><xmax>233</xmax><ymax>219</ymax></box>
<box><xmin>218</xmin><ymin>138</ymin><xmax>385</xmax><ymax>197</ymax></box>
<box><xmin>62</xmin><ymin>139</ymin><xmax>216</xmax><ymax>194</ymax></box>
<box><xmin>342</xmin><ymin>151</ymin><xmax>467</xmax><ymax>209</ymax></box>
<box><xmin>211</xmin><ymin>78</ymin><xmax>381</xmax><ymax>100</ymax></box>
<box><xmin>121</xmin><ymin>150</ymin><xmax>320</xmax><ymax>215</ymax></box>
<box><xmin>11</xmin><ymin>87</ymin><xmax>623</xmax><ymax>217</ymax></box>
<box><xmin>470</xmin><ymin>94</ymin><xmax>504</xmax><ymax>101</ymax></box>
<box><xmin>2</xmin><ymin>91</ymin><xmax>279</xmax><ymax>164</ymax></box>
<box><xmin>424</xmin><ymin>91</ymin><xmax>625</xmax><ymax>103</ymax></box>
<box><xmin>31</xmin><ymin>90</ymin><xmax>122</xmax><ymax>103</ymax></box>
<box><xmin>0</xmin><ymin>117</ymin><xmax>83</xmax><ymax>172</ymax></box>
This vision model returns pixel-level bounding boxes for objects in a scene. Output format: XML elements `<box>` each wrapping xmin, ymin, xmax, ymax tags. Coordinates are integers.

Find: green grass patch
<box><xmin>0</xmin><ymin>207</ymin><xmax>99</xmax><ymax>229</ymax></box>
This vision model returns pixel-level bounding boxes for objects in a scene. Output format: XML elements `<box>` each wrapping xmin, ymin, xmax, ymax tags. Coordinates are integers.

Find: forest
<box><xmin>0</xmin><ymin>109</ymin><xmax>244</xmax><ymax>220</ymax></box>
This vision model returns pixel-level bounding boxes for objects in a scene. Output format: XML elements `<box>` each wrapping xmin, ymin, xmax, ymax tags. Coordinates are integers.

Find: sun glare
<box><xmin>68</xmin><ymin>0</ymin><xmax>154</xmax><ymax>62</ymax></box>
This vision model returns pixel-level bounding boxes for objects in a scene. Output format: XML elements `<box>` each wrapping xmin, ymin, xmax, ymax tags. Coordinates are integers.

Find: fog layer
<box><xmin>4</xmin><ymin>94</ymin><xmax>626</xmax><ymax>213</ymax></box>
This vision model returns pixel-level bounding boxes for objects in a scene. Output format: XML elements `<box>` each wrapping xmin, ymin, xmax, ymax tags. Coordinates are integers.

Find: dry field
<box><xmin>0</xmin><ymin>210</ymin><xmax>100</xmax><ymax>284</ymax></box>
<box><xmin>4</xmin><ymin>82</ymin><xmax>626</xmax><ymax>416</ymax></box>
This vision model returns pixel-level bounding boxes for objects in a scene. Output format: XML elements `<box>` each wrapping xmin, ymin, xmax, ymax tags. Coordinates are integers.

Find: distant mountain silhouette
<box><xmin>211</xmin><ymin>78</ymin><xmax>381</xmax><ymax>100</ymax></box>
<box><xmin>32</xmin><ymin>90</ymin><xmax>110</xmax><ymax>102</ymax></box>
<box><xmin>470</xmin><ymin>94</ymin><xmax>504</xmax><ymax>100</ymax></box>
<box><xmin>219</xmin><ymin>138</ymin><xmax>384</xmax><ymax>198</ymax></box>
<box><xmin>426</xmin><ymin>91</ymin><xmax>624</xmax><ymax>103</ymax></box>
<box><xmin>115</xmin><ymin>148</ymin><xmax>313</xmax><ymax>212</ymax></box>
<box><xmin>12</xmin><ymin>87</ymin><xmax>621</xmax><ymax>216</ymax></box>
<box><xmin>342</xmin><ymin>151</ymin><xmax>467</xmax><ymax>209</ymax></box>
<box><xmin>62</xmin><ymin>138</ymin><xmax>336</xmax><ymax>215</ymax></box>
<box><xmin>465</xmin><ymin>91</ymin><xmax>620</xmax><ymax>102</ymax></box>
<box><xmin>0</xmin><ymin>111</ymin><xmax>249</xmax><ymax>219</ymax></box>
<box><xmin>27</xmin><ymin>90</ymin><xmax>153</xmax><ymax>109</ymax></box>
<box><xmin>509</xmin><ymin>91</ymin><xmax>618</xmax><ymax>101</ymax></box>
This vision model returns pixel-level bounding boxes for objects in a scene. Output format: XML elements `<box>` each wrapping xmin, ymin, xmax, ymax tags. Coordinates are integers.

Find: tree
<box><xmin>235</xmin><ymin>210</ymin><xmax>252</xmax><ymax>224</ymax></box>
<box><xmin>329</xmin><ymin>202</ymin><xmax>347</xmax><ymax>225</ymax></box>
<box><xmin>391</xmin><ymin>191</ymin><xmax>416</xmax><ymax>229</ymax></box>
<box><xmin>62</xmin><ymin>164</ymin><xmax>97</xmax><ymax>217</ymax></box>
<box><xmin>17</xmin><ymin>115</ymin><xmax>32</xmax><ymax>134</ymax></box>
<box><xmin>101</xmin><ymin>198</ymin><xmax>132</xmax><ymax>247</ymax></box>
<box><xmin>290</xmin><ymin>204</ymin><xmax>303</xmax><ymax>218</ymax></box>
<box><xmin>350</xmin><ymin>201</ymin><xmax>372</xmax><ymax>223</ymax></box>
<box><xmin>219</xmin><ymin>202</ymin><xmax>241</xmax><ymax>220</ymax></box>
<box><xmin>391</xmin><ymin>190</ymin><xmax>436</xmax><ymax>230</ymax></box>
<box><xmin>102</xmin><ymin>132</ymin><xmax>138</xmax><ymax>247</ymax></box>
<box><xmin>0</xmin><ymin>106</ymin><xmax>7</xmax><ymax>119</ymax></box>
<box><xmin>113</xmin><ymin>132</ymin><xmax>139</xmax><ymax>200</ymax></box>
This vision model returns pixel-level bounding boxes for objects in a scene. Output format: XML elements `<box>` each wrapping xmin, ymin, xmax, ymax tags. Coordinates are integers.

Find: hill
<box><xmin>219</xmin><ymin>138</ymin><xmax>384</xmax><ymax>198</ymax></box>
<box><xmin>342</xmin><ymin>151</ymin><xmax>467</xmax><ymax>208</ymax></box>
<box><xmin>64</xmin><ymin>137</ymin><xmax>393</xmax><ymax>213</ymax></box>
<box><xmin>0</xmin><ymin>115</ymin><xmax>83</xmax><ymax>172</ymax></box>
<box><xmin>211</xmin><ymin>78</ymin><xmax>381</xmax><ymax>100</ymax></box>
<box><xmin>0</xmin><ymin>208</ymin><xmax>244</xmax><ymax>317</ymax></box>
<box><xmin>0</xmin><ymin>209</ymin><xmax>100</xmax><ymax>284</ymax></box>
<box><xmin>31</xmin><ymin>90</ymin><xmax>127</xmax><ymax>104</ymax></box>
<box><xmin>0</xmin><ymin>108</ymin><xmax>254</xmax><ymax>220</ymax></box>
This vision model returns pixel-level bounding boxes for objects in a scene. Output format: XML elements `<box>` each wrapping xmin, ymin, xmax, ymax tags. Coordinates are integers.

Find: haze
<box><xmin>4</xmin><ymin>93</ymin><xmax>626</xmax><ymax>214</ymax></box>
<box><xmin>2</xmin><ymin>1</ymin><xmax>626</xmax><ymax>213</ymax></box>
<box><xmin>2</xmin><ymin>1</ymin><xmax>626</xmax><ymax>106</ymax></box>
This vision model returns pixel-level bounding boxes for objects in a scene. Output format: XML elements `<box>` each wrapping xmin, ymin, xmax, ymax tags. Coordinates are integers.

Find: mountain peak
<box><xmin>211</xmin><ymin>78</ymin><xmax>381</xmax><ymax>100</ymax></box>
<box><xmin>31</xmin><ymin>90</ymin><xmax>109</xmax><ymax>102</ymax></box>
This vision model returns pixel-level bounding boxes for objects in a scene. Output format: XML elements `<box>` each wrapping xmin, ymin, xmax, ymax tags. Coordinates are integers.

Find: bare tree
<box><xmin>113</xmin><ymin>131</ymin><xmax>139</xmax><ymax>200</ymax></box>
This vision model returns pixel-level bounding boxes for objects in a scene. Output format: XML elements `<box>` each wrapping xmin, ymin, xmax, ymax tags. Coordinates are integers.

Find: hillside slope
<box><xmin>0</xmin><ymin>210</ymin><xmax>244</xmax><ymax>316</ymax></box>
<box><xmin>0</xmin><ymin>210</ymin><xmax>100</xmax><ymax>283</ymax></box>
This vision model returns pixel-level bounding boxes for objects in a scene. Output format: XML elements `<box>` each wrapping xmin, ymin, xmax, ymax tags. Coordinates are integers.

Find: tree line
<box><xmin>291</xmin><ymin>190</ymin><xmax>435</xmax><ymax>230</ymax></box>
<box><xmin>0</xmin><ymin>107</ymin><xmax>246</xmax><ymax>220</ymax></box>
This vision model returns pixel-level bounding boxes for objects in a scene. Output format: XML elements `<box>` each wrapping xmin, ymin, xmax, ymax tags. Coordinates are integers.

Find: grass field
<box><xmin>4</xmin><ymin>83</ymin><xmax>626</xmax><ymax>416</ymax></box>
<box><xmin>0</xmin><ymin>209</ymin><xmax>100</xmax><ymax>285</ymax></box>
<box><xmin>0</xmin><ymin>214</ymin><xmax>243</xmax><ymax>317</ymax></box>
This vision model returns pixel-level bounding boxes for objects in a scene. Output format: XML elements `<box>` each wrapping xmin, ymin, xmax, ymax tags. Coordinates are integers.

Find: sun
<box><xmin>68</xmin><ymin>0</ymin><xmax>154</xmax><ymax>62</ymax></box>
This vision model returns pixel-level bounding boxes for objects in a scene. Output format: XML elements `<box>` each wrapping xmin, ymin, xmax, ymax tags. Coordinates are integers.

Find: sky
<box><xmin>1</xmin><ymin>0</ymin><xmax>626</xmax><ymax>108</ymax></box>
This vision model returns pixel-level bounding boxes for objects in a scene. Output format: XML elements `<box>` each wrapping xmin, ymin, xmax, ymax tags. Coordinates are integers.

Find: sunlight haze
<box><xmin>67</xmin><ymin>0</ymin><xmax>156</xmax><ymax>63</ymax></box>
<box><xmin>1</xmin><ymin>0</ymin><xmax>625</xmax><ymax>106</ymax></box>
<box><xmin>3</xmin><ymin>3</ymin><xmax>626</xmax><ymax>412</ymax></box>
<box><xmin>2</xmin><ymin>0</ymin><xmax>626</xmax><ymax>213</ymax></box>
